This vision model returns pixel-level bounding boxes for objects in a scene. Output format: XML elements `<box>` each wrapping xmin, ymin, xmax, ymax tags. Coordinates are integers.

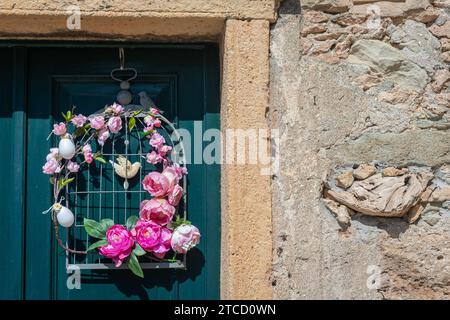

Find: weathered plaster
<box><xmin>221</xmin><ymin>19</ymin><xmax>273</xmax><ymax>299</ymax></box>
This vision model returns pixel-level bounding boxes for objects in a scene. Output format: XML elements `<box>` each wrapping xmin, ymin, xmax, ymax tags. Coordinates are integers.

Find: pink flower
<box><xmin>46</xmin><ymin>148</ymin><xmax>59</xmax><ymax>161</ymax></box>
<box><xmin>146</xmin><ymin>151</ymin><xmax>163</xmax><ymax>165</ymax></box>
<box><xmin>143</xmin><ymin>125</ymin><xmax>154</xmax><ymax>133</ymax></box>
<box><xmin>110</xmin><ymin>103</ymin><xmax>124</xmax><ymax>115</ymax></box>
<box><xmin>82</xmin><ymin>144</ymin><xmax>93</xmax><ymax>164</ymax></box>
<box><xmin>97</xmin><ymin>128</ymin><xmax>110</xmax><ymax>146</ymax></box>
<box><xmin>53</xmin><ymin>122</ymin><xmax>67</xmax><ymax>136</ymax></box>
<box><xmin>107</xmin><ymin>116</ymin><xmax>122</xmax><ymax>133</ymax></box>
<box><xmin>142</xmin><ymin>172</ymin><xmax>170</xmax><ymax>197</ymax></box>
<box><xmin>66</xmin><ymin>161</ymin><xmax>80</xmax><ymax>173</ymax></box>
<box><xmin>144</xmin><ymin>115</ymin><xmax>154</xmax><ymax>126</ymax></box>
<box><xmin>42</xmin><ymin>158</ymin><xmax>61</xmax><ymax>175</ymax></box>
<box><xmin>162</xmin><ymin>166</ymin><xmax>180</xmax><ymax>192</ymax></box>
<box><xmin>171</xmin><ymin>224</ymin><xmax>201</xmax><ymax>254</ymax></box>
<box><xmin>168</xmin><ymin>185</ymin><xmax>183</xmax><ymax>206</ymax></box>
<box><xmin>140</xmin><ymin>198</ymin><xmax>175</xmax><ymax>226</ymax></box>
<box><xmin>150</xmin><ymin>132</ymin><xmax>165</xmax><ymax>149</ymax></box>
<box><xmin>158</xmin><ymin>145</ymin><xmax>172</xmax><ymax>157</ymax></box>
<box><xmin>133</xmin><ymin>220</ymin><xmax>172</xmax><ymax>257</ymax></box>
<box><xmin>151</xmin><ymin>107</ymin><xmax>160</xmax><ymax>115</ymax></box>
<box><xmin>89</xmin><ymin>115</ymin><xmax>105</xmax><ymax>130</ymax></box>
<box><xmin>71</xmin><ymin>114</ymin><xmax>87</xmax><ymax>127</ymax></box>
<box><xmin>153</xmin><ymin>119</ymin><xmax>161</xmax><ymax>128</ymax></box>
<box><xmin>173</xmin><ymin>163</ymin><xmax>188</xmax><ymax>177</ymax></box>
<box><xmin>98</xmin><ymin>225</ymin><xmax>134</xmax><ymax>267</ymax></box>
<box><xmin>153</xmin><ymin>227</ymin><xmax>172</xmax><ymax>258</ymax></box>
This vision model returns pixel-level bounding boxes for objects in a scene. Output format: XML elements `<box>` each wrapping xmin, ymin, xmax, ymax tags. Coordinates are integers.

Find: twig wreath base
<box><xmin>43</xmin><ymin>103</ymin><xmax>200</xmax><ymax>278</ymax></box>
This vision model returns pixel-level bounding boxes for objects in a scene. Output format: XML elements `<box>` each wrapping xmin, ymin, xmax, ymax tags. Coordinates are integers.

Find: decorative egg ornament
<box><xmin>54</xmin><ymin>203</ymin><xmax>75</xmax><ymax>228</ymax></box>
<box><xmin>58</xmin><ymin>136</ymin><xmax>76</xmax><ymax>159</ymax></box>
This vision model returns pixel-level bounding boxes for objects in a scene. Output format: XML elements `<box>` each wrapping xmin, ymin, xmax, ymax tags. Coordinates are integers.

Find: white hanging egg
<box><xmin>58</xmin><ymin>137</ymin><xmax>76</xmax><ymax>159</ymax></box>
<box><xmin>54</xmin><ymin>204</ymin><xmax>75</xmax><ymax>228</ymax></box>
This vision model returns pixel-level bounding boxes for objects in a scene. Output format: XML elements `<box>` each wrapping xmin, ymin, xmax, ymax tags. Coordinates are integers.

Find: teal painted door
<box><xmin>0</xmin><ymin>44</ymin><xmax>220</xmax><ymax>300</ymax></box>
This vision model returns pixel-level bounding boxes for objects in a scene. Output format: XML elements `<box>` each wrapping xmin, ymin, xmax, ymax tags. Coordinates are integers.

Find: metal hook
<box><xmin>119</xmin><ymin>48</ymin><xmax>125</xmax><ymax>70</ymax></box>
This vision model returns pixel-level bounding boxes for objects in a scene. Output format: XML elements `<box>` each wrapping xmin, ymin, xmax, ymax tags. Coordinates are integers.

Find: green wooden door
<box><xmin>0</xmin><ymin>44</ymin><xmax>220</xmax><ymax>300</ymax></box>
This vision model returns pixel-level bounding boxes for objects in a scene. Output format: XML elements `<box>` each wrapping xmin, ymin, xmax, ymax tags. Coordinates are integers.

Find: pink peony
<box><xmin>158</xmin><ymin>145</ymin><xmax>172</xmax><ymax>157</ymax></box>
<box><xmin>89</xmin><ymin>115</ymin><xmax>105</xmax><ymax>130</ymax></box>
<box><xmin>66</xmin><ymin>161</ymin><xmax>80</xmax><ymax>173</ymax></box>
<box><xmin>97</xmin><ymin>128</ymin><xmax>110</xmax><ymax>146</ymax></box>
<box><xmin>107</xmin><ymin>116</ymin><xmax>122</xmax><ymax>133</ymax></box>
<box><xmin>153</xmin><ymin>119</ymin><xmax>161</xmax><ymax>128</ymax></box>
<box><xmin>71</xmin><ymin>114</ymin><xmax>87</xmax><ymax>127</ymax></box>
<box><xmin>82</xmin><ymin>144</ymin><xmax>93</xmax><ymax>164</ymax></box>
<box><xmin>152</xmin><ymin>227</ymin><xmax>172</xmax><ymax>258</ymax></box>
<box><xmin>133</xmin><ymin>220</ymin><xmax>172</xmax><ymax>257</ymax></box>
<box><xmin>42</xmin><ymin>158</ymin><xmax>61</xmax><ymax>174</ymax></box>
<box><xmin>142</xmin><ymin>172</ymin><xmax>170</xmax><ymax>197</ymax></box>
<box><xmin>168</xmin><ymin>185</ymin><xmax>183</xmax><ymax>206</ymax></box>
<box><xmin>140</xmin><ymin>198</ymin><xmax>175</xmax><ymax>226</ymax></box>
<box><xmin>53</xmin><ymin>122</ymin><xmax>67</xmax><ymax>136</ymax></box>
<box><xmin>144</xmin><ymin>115</ymin><xmax>154</xmax><ymax>126</ymax></box>
<box><xmin>46</xmin><ymin>148</ymin><xmax>59</xmax><ymax>161</ymax></box>
<box><xmin>98</xmin><ymin>225</ymin><xmax>134</xmax><ymax>267</ymax></box>
<box><xmin>170</xmin><ymin>224</ymin><xmax>201</xmax><ymax>254</ymax></box>
<box><xmin>146</xmin><ymin>151</ymin><xmax>163</xmax><ymax>165</ymax></box>
<box><xmin>110</xmin><ymin>103</ymin><xmax>124</xmax><ymax>115</ymax></box>
<box><xmin>150</xmin><ymin>132</ymin><xmax>165</xmax><ymax>149</ymax></box>
<box><xmin>162</xmin><ymin>166</ymin><xmax>180</xmax><ymax>192</ymax></box>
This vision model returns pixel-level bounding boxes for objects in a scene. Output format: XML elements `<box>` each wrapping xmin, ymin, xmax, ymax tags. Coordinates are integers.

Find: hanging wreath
<box><xmin>42</xmin><ymin>103</ymin><xmax>200</xmax><ymax>278</ymax></box>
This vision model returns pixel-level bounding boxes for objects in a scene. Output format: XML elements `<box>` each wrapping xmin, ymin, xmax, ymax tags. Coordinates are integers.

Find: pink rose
<box><xmin>144</xmin><ymin>115</ymin><xmax>154</xmax><ymax>126</ymax></box>
<box><xmin>133</xmin><ymin>220</ymin><xmax>172</xmax><ymax>258</ymax></box>
<box><xmin>168</xmin><ymin>185</ymin><xmax>183</xmax><ymax>206</ymax></box>
<box><xmin>158</xmin><ymin>145</ymin><xmax>172</xmax><ymax>157</ymax></box>
<box><xmin>110</xmin><ymin>103</ymin><xmax>124</xmax><ymax>115</ymax></box>
<box><xmin>151</xmin><ymin>107</ymin><xmax>160</xmax><ymax>115</ymax></box>
<box><xmin>71</xmin><ymin>114</ymin><xmax>87</xmax><ymax>127</ymax></box>
<box><xmin>140</xmin><ymin>198</ymin><xmax>175</xmax><ymax>226</ymax></box>
<box><xmin>150</xmin><ymin>132</ymin><xmax>165</xmax><ymax>149</ymax></box>
<box><xmin>162</xmin><ymin>166</ymin><xmax>180</xmax><ymax>192</ymax></box>
<box><xmin>152</xmin><ymin>227</ymin><xmax>172</xmax><ymax>258</ymax></box>
<box><xmin>42</xmin><ymin>158</ymin><xmax>61</xmax><ymax>175</ymax></box>
<box><xmin>46</xmin><ymin>148</ymin><xmax>59</xmax><ymax>161</ymax></box>
<box><xmin>142</xmin><ymin>172</ymin><xmax>170</xmax><ymax>197</ymax></box>
<box><xmin>146</xmin><ymin>151</ymin><xmax>163</xmax><ymax>165</ymax></box>
<box><xmin>82</xmin><ymin>144</ymin><xmax>93</xmax><ymax>164</ymax></box>
<box><xmin>153</xmin><ymin>119</ymin><xmax>161</xmax><ymax>128</ymax></box>
<box><xmin>67</xmin><ymin>161</ymin><xmax>80</xmax><ymax>173</ymax></box>
<box><xmin>97</xmin><ymin>128</ymin><xmax>110</xmax><ymax>146</ymax></box>
<box><xmin>98</xmin><ymin>225</ymin><xmax>134</xmax><ymax>267</ymax></box>
<box><xmin>89</xmin><ymin>115</ymin><xmax>105</xmax><ymax>130</ymax></box>
<box><xmin>107</xmin><ymin>116</ymin><xmax>122</xmax><ymax>133</ymax></box>
<box><xmin>171</xmin><ymin>224</ymin><xmax>201</xmax><ymax>254</ymax></box>
<box><xmin>53</xmin><ymin>122</ymin><xmax>67</xmax><ymax>136</ymax></box>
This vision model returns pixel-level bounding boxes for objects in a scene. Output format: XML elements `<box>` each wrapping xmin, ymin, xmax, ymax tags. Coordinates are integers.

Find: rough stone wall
<box><xmin>270</xmin><ymin>0</ymin><xmax>450</xmax><ymax>299</ymax></box>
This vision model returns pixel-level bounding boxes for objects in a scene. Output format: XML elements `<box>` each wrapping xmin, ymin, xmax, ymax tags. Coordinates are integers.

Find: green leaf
<box><xmin>83</xmin><ymin>218</ymin><xmax>106</xmax><ymax>239</ymax></box>
<box><xmin>126</xmin><ymin>215</ymin><xmax>139</xmax><ymax>230</ymax></box>
<box><xmin>73</xmin><ymin>126</ymin><xmax>87</xmax><ymax>138</ymax></box>
<box><xmin>61</xmin><ymin>112</ymin><xmax>69</xmax><ymax>122</ymax></box>
<box><xmin>128</xmin><ymin>117</ymin><xmax>136</xmax><ymax>132</ymax></box>
<box><xmin>67</xmin><ymin>110</ymin><xmax>72</xmax><ymax>121</ymax></box>
<box><xmin>87</xmin><ymin>239</ymin><xmax>108</xmax><ymax>251</ymax></box>
<box><xmin>94</xmin><ymin>155</ymin><xmax>107</xmax><ymax>164</ymax></box>
<box><xmin>49</xmin><ymin>177</ymin><xmax>55</xmax><ymax>185</ymax></box>
<box><xmin>171</xmin><ymin>215</ymin><xmax>192</xmax><ymax>229</ymax></box>
<box><xmin>133</xmin><ymin>243</ymin><xmax>146</xmax><ymax>257</ymax></box>
<box><xmin>128</xmin><ymin>253</ymin><xmax>144</xmax><ymax>278</ymax></box>
<box><xmin>99</xmin><ymin>218</ymin><xmax>114</xmax><ymax>233</ymax></box>
<box><xmin>59</xmin><ymin>177</ymin><xmax>75</xmax><ymax>190</ymax></box>
<box><xmin>132</xmin><ymin>109</ymin><xmax>143</xmax><ymax>117</ymax></box>
<box><xmin>139</xmin><ymin>130</ymin><xmax>154</xmax><ymax>138</ymax></box>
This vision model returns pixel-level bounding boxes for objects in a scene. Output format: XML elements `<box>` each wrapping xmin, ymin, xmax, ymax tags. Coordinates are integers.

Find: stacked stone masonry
<box><xmin>271</xmin><ymin>0</ymin><xmax>449</xmax><ymax>299</ymax></box>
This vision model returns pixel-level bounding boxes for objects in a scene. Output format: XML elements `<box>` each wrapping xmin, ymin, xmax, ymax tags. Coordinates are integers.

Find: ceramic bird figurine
<box><xmin>138</xmin><ymin>91</ymin><xmax>156</xmax><ymax>109</ymax></box>
<box><xmin>109</xmin><ymin>155</ymin><xmax>141</xmax><ymax>190</ymax></box>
